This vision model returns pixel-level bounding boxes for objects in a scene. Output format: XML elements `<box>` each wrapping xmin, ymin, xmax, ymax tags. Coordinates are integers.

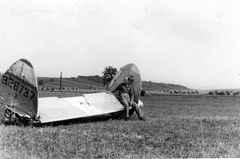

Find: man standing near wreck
<box><xmin>112</xmin><ymin>77</ymin><xmax>145</xmax><ymax>121</ymax></box>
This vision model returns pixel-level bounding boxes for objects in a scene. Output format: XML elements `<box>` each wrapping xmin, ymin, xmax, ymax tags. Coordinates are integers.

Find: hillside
<box><xmin>37</xmin><ymin>75</ymin><xmax>188</xmax><ymax>91</ymax></box>
<box><xmin>142</xmin><ymin>81</ymin><xmax>188</xmax><ymax>91</ymax></box>
<box><xmin>0</xmin><ymin>72</ymin><xmax>188</xmax><ymax>90</ymax></box>
<box><xmin>38</xmin><ymin>76</ymin><xmax>106</xmax><ymax>90</ymax></box>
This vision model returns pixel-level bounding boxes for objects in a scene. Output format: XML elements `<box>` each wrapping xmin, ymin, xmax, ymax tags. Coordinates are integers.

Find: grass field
<box><xmin>1</xmin><ymin>93</ymin><xmax>240</xmax><ymax>158</ymax></box>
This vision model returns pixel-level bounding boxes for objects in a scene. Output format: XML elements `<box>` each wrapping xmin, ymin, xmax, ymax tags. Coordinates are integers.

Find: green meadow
<box><xmin>1</xmin><ymin>93</ymin><xmax>240</xmax><ymax>158</ymax></box>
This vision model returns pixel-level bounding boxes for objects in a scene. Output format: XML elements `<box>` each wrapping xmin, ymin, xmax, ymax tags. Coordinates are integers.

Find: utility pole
<box><xmin>60</xmin><ymin>72</ymin><xmax>62</xmax><ymax>92</ymax></box>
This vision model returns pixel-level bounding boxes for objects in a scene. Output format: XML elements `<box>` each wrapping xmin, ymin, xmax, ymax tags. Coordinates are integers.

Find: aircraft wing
<box><xmin>37</xmin><ymin>92</ymin><xmax>124</xmax><ymax>123</ymax></box>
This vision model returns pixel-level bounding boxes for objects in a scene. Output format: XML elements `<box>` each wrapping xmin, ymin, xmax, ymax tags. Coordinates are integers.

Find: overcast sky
<box><xmin>0</xmin><ymin>0</ymin><xmax>240</xmax><ymax>89</ymax></box>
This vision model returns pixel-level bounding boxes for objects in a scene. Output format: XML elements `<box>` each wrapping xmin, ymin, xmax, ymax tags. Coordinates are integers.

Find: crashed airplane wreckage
<box><xmin>0</xmin><ymin>59</ymin><xmax>143</xmax><ymax>125</ymax></box>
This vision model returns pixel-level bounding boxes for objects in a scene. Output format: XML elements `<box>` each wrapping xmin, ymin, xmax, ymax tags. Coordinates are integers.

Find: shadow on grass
<box><xmin>1</xmin><ymin>114</ymin><xmax>117</xmax><ymax>127</ymax></box>
<box><xmin>1</xmin><ymin>112</ymin><xmax>134</xmax><ymax>127</ymax></box>
<box><xmin>33</xmin><ymin>114</ymin><xmax>125</xmax><ymax>127</ymax></box>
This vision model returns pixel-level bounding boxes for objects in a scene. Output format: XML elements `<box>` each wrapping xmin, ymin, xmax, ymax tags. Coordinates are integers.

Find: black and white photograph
<box><xmin>0</xmin><ymin>0</ymin><xmax>240</xmax><ymax>158</ymax></box>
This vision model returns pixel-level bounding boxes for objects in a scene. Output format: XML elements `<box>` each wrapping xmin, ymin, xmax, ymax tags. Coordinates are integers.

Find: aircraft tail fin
<box><xmin>0</xmin><ymin>59</ymin><xmax>38</xmax><ymax>119</ymax></box>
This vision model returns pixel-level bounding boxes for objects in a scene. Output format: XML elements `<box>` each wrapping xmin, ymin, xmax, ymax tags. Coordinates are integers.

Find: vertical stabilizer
<box><xmin>0</xmin><ymin>59</ymin><xmax>38</xmax><ymax>118</ymax></box>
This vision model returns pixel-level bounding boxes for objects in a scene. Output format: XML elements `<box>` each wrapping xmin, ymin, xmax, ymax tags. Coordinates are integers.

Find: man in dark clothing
<box><xmin>112</xmin><ymin>77</ymin><xmax>145</xmax><ymax>121</ymax></box>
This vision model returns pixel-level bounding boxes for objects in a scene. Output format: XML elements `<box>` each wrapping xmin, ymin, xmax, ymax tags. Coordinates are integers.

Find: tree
<box><xmin>102</xmin><ymin>66</ymin><xmax>118</xmax><ymax>86</ymax></box>
<box><xmin>38</xmin><ymin>79</ymin><xmax>44</xmax><ymax>85</ymax></box>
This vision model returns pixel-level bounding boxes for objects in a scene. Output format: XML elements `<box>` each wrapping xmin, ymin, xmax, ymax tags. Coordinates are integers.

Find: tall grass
<box><xmin>1</xmin><ymin>95</ymin><xmax>240</xmax><ymax>158</ymax></box>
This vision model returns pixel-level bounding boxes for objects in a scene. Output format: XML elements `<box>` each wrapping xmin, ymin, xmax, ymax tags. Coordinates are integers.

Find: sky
<box><xmin>0</xmin><ymin>0</ymin><xmax>240</xmax><ymax>90</ymax></box>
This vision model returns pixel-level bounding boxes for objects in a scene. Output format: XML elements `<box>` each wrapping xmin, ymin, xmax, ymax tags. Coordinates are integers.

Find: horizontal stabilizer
<box><xmin>37</xmin><ymin>92</ymin><xmax>124</xmax><ymax>123</ymax></box>
<box><xmin>84</xmin><ymin>92</ymin><xmax>123</xmax><ymax>114</ymax></box>
<box><xmin>64</xmin><ymin>97</ymin><xmax>103</xmax><ymax>116</ymax></box>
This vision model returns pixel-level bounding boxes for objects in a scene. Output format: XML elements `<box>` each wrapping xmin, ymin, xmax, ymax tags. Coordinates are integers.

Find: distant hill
<box><xmin>0</xmin><ymin>72</ymin><xmax>189</xmax><ymax>90</ymax></box>
<box><xmin>142</xmin><ymin>81</ymin><xmax>188</xmax><ymax>91</ymax></box>
<box><xmin>2</xmin><ymin>72</ymin><xmax>239</xmax><ymax>93</ymax></box>
<box><xmin>77</xmin><ymin>75</ymin><xmax>103</xmax><ymax>84</ymax></box>
<box><xmin>38</xmin><ymin>76</ymin><xmax>106</xmax><ymax>90</ymax></box>
<box><xmin>37</xmin><ymin>75</ymin><xmax>189</xmax><ymax>91</ymax></box>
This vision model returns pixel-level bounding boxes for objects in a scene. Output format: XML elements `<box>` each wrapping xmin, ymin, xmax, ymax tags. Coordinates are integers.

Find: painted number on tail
<box><xmin>1</xmin><ymin>75</ymin><xmax>35</xmax><ymax>100</ymax></box>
